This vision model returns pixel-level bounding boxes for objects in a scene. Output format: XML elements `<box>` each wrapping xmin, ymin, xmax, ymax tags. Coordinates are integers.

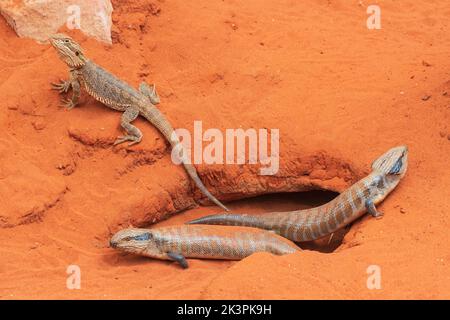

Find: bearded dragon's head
<box><xmin>50</xmin><ymin>34</ymin><xmax>87</xmax><ymax>68</ymax></box>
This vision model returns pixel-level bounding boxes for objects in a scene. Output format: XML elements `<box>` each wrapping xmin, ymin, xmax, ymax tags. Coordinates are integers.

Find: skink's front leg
<box><xmin>365</xmin><ymin>199</ymin><xmax>383</xmax><ymax>219</ymax></box>
<box><xmin>167</xmin><ymin>252</ymin><xmax>188</xmax><ymax>269</ymax></box>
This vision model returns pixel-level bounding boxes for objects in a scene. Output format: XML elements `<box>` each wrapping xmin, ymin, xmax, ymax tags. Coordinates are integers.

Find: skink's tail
<box><xmin>187</xmin><ymin>213</ymin><xmax>261</xmax><ymax>227</ymax></box>
<box><xmin>142</xmin><ymin>107</ymin><xmax>229</xmax><ymax>211</ymax></box>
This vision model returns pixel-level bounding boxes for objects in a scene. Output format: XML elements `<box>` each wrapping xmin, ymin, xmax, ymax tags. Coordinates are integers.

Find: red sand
<box><xmin>0</xmin><ymin>0</ymin><xmax>449</xmax><ymax>299</ymax></box>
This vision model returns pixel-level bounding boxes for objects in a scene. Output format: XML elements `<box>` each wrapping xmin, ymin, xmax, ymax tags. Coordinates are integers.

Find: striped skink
<box><xmin>187</xmin><ymin>146</ymin><xmax>408</xmax><ymax>242</ymax></box>
<box><xmin>110</xmin><ymin>225</ymin><xmax>299</xmax><ymax>268</ymax></box>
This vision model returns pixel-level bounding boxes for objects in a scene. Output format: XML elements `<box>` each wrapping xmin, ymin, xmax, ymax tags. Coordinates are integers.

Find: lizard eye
<box><xmin>75</xmin><ymin>51</ymin><xmax>80</xmax><ymax>56</ymax></box>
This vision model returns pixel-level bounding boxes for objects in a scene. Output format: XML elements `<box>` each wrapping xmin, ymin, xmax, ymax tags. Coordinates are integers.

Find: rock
<box><xmin>0</xmin><ymin>0</ymin><xmax>113</xmax><ymax>43</ymax></box>
<box><xmin>31</xmin><ymin>119</ymin><xmax>46</xmax><ymax>131</ymax></box>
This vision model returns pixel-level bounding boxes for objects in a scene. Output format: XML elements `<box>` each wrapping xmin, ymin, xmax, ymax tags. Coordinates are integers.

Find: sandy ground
<box><xmin>0</xmin><ymin>0</ymin><xmax>449</xmax><ymax>299</ymax></box>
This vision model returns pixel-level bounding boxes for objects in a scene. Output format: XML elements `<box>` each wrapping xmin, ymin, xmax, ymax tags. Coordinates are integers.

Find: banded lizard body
<box><xmin>110</xmin><ymin>225</ymin><xmax>299</xmax><ymax>268</ymax></box>
<box><xmin>188</xmin><ymin>146</ymin><xmax>408</xmax><ymax>242</ymax></box>
<box><xmin>49</xmin><ymin>34</ymin><xmax>228</xmax><ymax>211</ymax></box>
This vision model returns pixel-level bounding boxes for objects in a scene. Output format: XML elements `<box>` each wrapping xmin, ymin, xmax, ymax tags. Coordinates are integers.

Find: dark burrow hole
<box><xmin>223</xmin><ymin>190</ymin><xmax>350</xmax><ymax>253</ymax></box>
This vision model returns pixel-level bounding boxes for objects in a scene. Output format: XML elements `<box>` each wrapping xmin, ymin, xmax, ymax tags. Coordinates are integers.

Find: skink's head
<box><xmin>371</xmin><ymin>145</ymin><xmax>408</xmax><ymax>178</ymax></box>
<box><xmin>110</xmin><ymin>228</ymin><xmax>165</xmax><ymax>259</ymax></box>
<box><xmin>50</xmin><ymin>33</ymin><xmax>86</xmax><ymax>68</ymax></box>
<box><xmin>368</xmin><ymin>145</ymin><xmax>408</xmax><ymax>203</ymax></box>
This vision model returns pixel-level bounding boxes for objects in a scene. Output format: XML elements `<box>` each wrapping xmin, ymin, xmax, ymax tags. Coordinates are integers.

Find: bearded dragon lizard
<box><xmin>49</xmin><ymin>34</ymin><xmax>228</xmax><ymax>211</ymax></box>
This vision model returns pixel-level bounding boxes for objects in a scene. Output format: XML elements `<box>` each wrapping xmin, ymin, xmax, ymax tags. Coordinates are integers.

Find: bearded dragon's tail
<box><xmin>181</xmin><ymin>161</ymin><xmax>229</xmax><ymax>211</ymax></box>
<box><xmin>142</xmin><ymin>106</ymin><xmax>229</xmax><ymax>211</ymax></box>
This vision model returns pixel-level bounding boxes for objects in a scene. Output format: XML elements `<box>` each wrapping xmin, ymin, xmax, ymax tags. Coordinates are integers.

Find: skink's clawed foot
<box><xmin>51</xmin><ymin>80</ymin><xmax>71</xmax><ymax>94</ymax></box>
<box><xmin>113</xmin><ymin>135</ymin><xmax>142</xmax><ymax>146</ymax></box>
<box><xmin>372</xmin><ymin>211</ymin><xmax>384</xmax><ymax>219</ymax></box>
<box><xmin>167</xmin><ymin>252</ymin><xmax>188</xmax><ymax>269</ymax></box>
<box><xmin>365</xmin><ymin>199</ymin><xmax>384</xmax><ymax>219</ymax></box>
<box><xmin>59</xmin><ymin>98</ymin><xmax>75</xmax><ymax>110</ymax></box>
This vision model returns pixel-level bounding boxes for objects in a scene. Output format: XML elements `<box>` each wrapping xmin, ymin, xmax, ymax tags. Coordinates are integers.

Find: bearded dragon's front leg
<box><xmin>51</xmin><ymin>73</ymin><xmax>81</xmax><ymax>110</ymax></box>
<box><xmin>51</xmin><ymin>79</ymin><xmax>71</xmax><ymax>93</ymax></box>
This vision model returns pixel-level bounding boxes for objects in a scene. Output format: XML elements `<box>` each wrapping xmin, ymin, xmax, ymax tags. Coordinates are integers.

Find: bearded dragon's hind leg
<box><xmin>139</xmin><ymin>82</ymin><xmax>160</xmax><ymax>105</ymax></box>
<box><xmin>114</xmin><ymin>107</ymin><xmax>143</xmax><ymax>146</ymax></box>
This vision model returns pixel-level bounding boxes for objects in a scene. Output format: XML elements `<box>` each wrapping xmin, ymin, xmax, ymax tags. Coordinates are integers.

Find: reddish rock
<box><xmin>0</xmin><ymin>0</ymin><xmax>113</xmax><ymax>43</ymax></box>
